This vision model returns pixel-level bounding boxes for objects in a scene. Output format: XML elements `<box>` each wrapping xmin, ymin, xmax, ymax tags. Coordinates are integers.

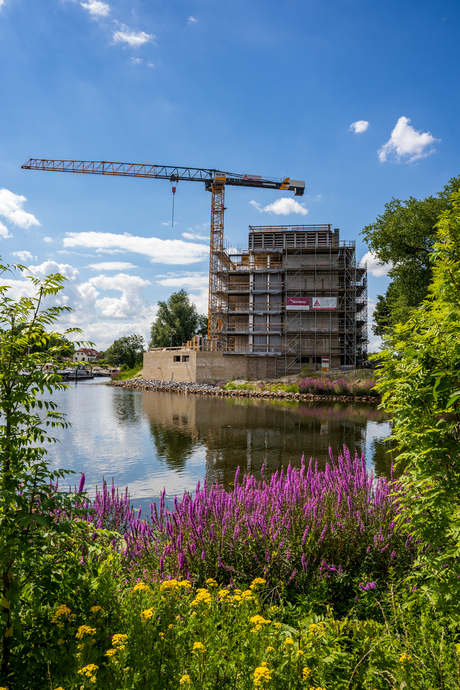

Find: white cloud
<box><xmin>156</xmin><ymin>272</ymin><xmax>208</xmax><ymax>289</ymax></box>
<box><xmin>81</xmin><ymin>1</ymin><xmax>110</xmax><ymax>16</ymax></box>
<box><xmin>112</xmin><ymin>25</ymin><xmax>155</xmax><ymax>47</ymax></box>
<box><xmin>250</xmin><ymin>198</ymin><xmax>308</xmax><ymax>216</ymax></box>
<box><xmin>0</xmin><ymin>189</ymin><xmax>40</xmax><ymax>228</ymax></box>
<box><xmin>0</xmin><ymin>0</ymin><xmax>5</xmax><ymax>9</ymax></box>
<box><xmin>361</xmin><ymin>251</ymin><xmax>392</xmax><ymax>277</ymax></box>
<box><xmin>43</xmin><ymin>236</ymin><xmax>53</xmax><ymax>243</ymax></box>
<box><xmin>349</xmin><ymin>120</ymin><xmax>369</xmax><ymax>134</ymax></box>
<box><xmin>131</xmin><ymin>57</ymin><xmax>142</xmax><ymax>64</ymax></box>
<box><xmin>188</xmin><ymin>16</ymin><xmax>197</xmax><ymax>24</ymax></box>
<box><xmin>182</xmin><ymin>231</ymin><xmax>208</xmax><ymax>241</ymax></box>
<box><xmin>12</xmin><ymin>251</ymin><xmax>37</xmax><ymax>262</ymax></box>
<box><xmin>63</xmin><ymin>231</ymin><xmax>209</xmax><ymax>264</ymax></box>
<box><xmin>148</xmin><ymin>62</ymin><xmax>154</xmax><ymax>68</ymax></box>
<box><xmin>378</xmin><ymin>116</ymin><xmax>440</xmax><ymax>163</ymax></box>
<box><xmin>0</xmin><ymin>221</ymin><xmax>12</xmax><ymax>239</ymax></box>
<box><xmin>87</xmin><ymin>261</ymin><xmax>137</xmax><ymax>271</ymax></box>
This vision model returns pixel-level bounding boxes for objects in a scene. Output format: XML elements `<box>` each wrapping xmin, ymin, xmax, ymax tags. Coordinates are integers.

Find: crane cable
<box><xmin>170</xmin><ymin>175</ymin><xmax>177</xmax><ymax>226</ymax></box>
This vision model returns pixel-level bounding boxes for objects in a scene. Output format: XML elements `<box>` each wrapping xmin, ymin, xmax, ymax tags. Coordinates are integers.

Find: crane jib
<box><xmin>21</xmin><ymin>159</ymin><xmax>305</xmax><ymax>195</ymax></box>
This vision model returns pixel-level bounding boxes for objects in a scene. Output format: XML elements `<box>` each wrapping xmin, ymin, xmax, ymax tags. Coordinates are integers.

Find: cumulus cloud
<box><xmin>188</xmin><ymin>16</ymin><xmax>197</xmax><ymax>24</ymax></box>
<box><xmin>63</xmin><ymin>231</ymin><xmax>209</xmax><ymax>264</ymax></box>
<box><xmin>361</xmin><ymin>251</ymin><xmax>392</xmax><ymax>277</ymax></box>
<box><xmin>0</xmin><ymin>0</ymin><xmax>5</xmax><ymax>9</ymax></box>
<box><xmin>0</xmin><ymin>260</ymin><xmax>158</xmax><ymax>348</ymax></box>
<box><xmin>12</xmin><ymin>251</ymin><xmax>37</xmax><ymax>263</ymax></box>
<box><xmin>131</xmin><ymin>57</ymin><xmax>142</xmax><ymax>64</ymax></box>
<box><xmin>378</xmin><ymin>116</ymin><xmax>440</xmax><ymax>163</ymax></box>
<box><xmin>0</xmin><ymin>221</ymin><xmax>12</xmax><ymax>239</ymax></box>
<box><xmin>182</xmin><ymin>231</ymin><xmax>208</xmax><ymax>241</ymax></box>
<box><xmin>0</xmin><ymin>189</ymin><xmax>40</xmax><ymax>228</ymax></box>
<box><xmin>43</xmin><ymin>237</ymin><xmax>53</xmax><ymax>243</ymax></box>
<box><xmin>349</xmin><ymin>120</ymin><xmax>369</xmax><ymax>134</ymax></box>
<box><xmin>112</xmin><ymin>25</ymin><xmax>155</xmax><ymax>47</ymax></box>
<box><xmin>250</xmin><ymin>198</ymin><xmax>308</xmax><ymax>216</ymax></box>
<box><xmin>81</xmin><ymin>0</ymin><xmax>110</xmax><ymax>16</ymax></box>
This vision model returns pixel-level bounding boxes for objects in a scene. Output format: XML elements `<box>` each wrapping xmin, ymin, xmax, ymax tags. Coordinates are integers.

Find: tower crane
<box><xmin>21</xmin><ymin>158</ymin><xmax>305</xmax><ymax>343</ymax></box>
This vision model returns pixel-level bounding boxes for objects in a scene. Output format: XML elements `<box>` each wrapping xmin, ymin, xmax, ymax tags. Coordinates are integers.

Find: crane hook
<box><xmin>170</xmin><ymin>175</ymin><xmax>178</xmax><ymax>227</ymax></box>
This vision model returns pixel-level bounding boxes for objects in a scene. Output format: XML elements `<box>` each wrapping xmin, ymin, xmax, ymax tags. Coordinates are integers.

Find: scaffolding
<box><xmin>215</xmin><ymin>224</ymin><xmax>367</xmax><ymax>373</ymax></box>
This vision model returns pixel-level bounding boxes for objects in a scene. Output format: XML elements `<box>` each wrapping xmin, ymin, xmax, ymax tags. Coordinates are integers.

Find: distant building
<box><xmin>73</xmin><ymin>348</ymin><xmax>101</xmax><ymax>362</ymax></box>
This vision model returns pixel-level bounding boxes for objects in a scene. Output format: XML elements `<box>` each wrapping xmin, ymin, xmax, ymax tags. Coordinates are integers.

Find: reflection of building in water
<box><xmin>141</xmin><ymin>391</ymin><xmax>387</xmax><ymax>488</ymax></box>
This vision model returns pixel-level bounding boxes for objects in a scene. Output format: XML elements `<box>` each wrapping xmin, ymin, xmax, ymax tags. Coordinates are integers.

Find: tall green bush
<box><xmin>375</xmin><ymin>189</ymin><xmax>460</xmax><ymax>614</ymax></box>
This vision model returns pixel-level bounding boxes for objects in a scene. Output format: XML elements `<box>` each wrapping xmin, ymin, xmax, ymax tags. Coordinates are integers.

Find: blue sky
<box><xmin>0</xmin><ymin>0</ymin><xmax>458</xmax><ymax>350</ymax></box>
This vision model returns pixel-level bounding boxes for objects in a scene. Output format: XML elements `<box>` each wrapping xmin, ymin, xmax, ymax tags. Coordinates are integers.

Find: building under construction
<box><xmin>215</xmin><ymin>223</ymin><xmax>367</xmax><ymax>374</ymax></box>
<box><xmin>145</xmin><ymin>223</ymin><xmax>367</xmax><ymax>383</ymax></box>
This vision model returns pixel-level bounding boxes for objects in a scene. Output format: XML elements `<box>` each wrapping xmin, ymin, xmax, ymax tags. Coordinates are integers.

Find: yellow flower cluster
<box><xmin>159</xmin><ymin>633</ymin><xmax>165</xmax><ymax>640</ymax></box>
<box><xmin>192</xmin><ymin>641</ymin><xmax>206</xmax><ymax>652</ymax></box>
<box><xmin>160</xmin><ymin>579</ymin><xmax>191</xmax><ymax>592</ymax></box>
<box><xmin>253</xmin><ymin>661</ymin><xmax>271</xmax><ymax>687</ymax></box>
<box><xmin>206</xmin><ymin>578</ymin><xmax>218</xmax><ymax>587</ymax></box>
<box><xmin>269</xmin><ymin>605</ymin><xmax>281</xmax><ymax>613</ymax></box>
<box><xmin>308</xmin><ymin>687</ymin><xmax>326</xmax><ymax>690</ymax></box>
<box><xmin>266</xmin><ymin>646</ymin><xmax>275</xmax><ymax>653</ymax></box>
<box><xmin>105</xmin><ymin>648</ymin><xmax>117</xmax><ymax>658</ymax></box>
<box><xmin>307</xmin><ymin>623</ymin><xmax>323</xmax><ymax>636</ymax></box>
<box><xmin>112</xmin><ymin>634</ymin><xmax>128</xmax><ymax>647</ymax></box>
<box><xmin>302</xmin><ymin>667</ymin><xmax>312</xmax><ymax>680</ymax></box>
<box><xmin>133</xmin><ymin>582</ymin><xmax>151</xmax><ymax>593</ymax></box>
<box><xmin>284</xmin><ymin>637</ymin><xmax>294</xmax><ymax>646</ymax></box>
<box><xmin>250</xmin><ymin>614</ymin><xmax>271</xmax><ymax>633</ymax></box>
<box><xmin>76</xmin><ymin>625</ymin><xmax>96</xmax><ymax>640</ymax></box>
<box><xmin>55</xmin><ymin>687</ymin><xmax>65</xmax><ymax>690</ymax></box>
<box><xmin>90</xmin><ymin>606</ymin><xmax>102</xmax><ymax>614</ymax></box>
<box><xmin>179</xmin><ymin>675</ymin><xmax>191</xmax><ymax>685</ymax></box>
<box><xmin>51</xmin><ymin>605</ymin><xmax>71</xmax><ymax>624</ymax></box>
<box><xmin>218</xmin><ymin>589</ymin><xmax>230</xmax><ymax>599</ymax></box>
<box><xmin>250</xmin><ymin>578</ymin><xmax>267</xmax><ymax>590</ymax></box>
<box><xmin>191</xmin><ymin>589</ymin><xmax>212</xmax><ymax>606</ymax></box>
<box><xmin>78</xmin><ymin>664</ymin><xmax>99</xmax><ymax>679</ymax></box>
<box><xmin>140</xmin><ymin>608</ymin><xmax>155</xmax><ymax>622</ymax></box>
<box><xmin>399</xmin><ymin>653</ymin><xmax>413</xmax><ymax>664</ymax></box>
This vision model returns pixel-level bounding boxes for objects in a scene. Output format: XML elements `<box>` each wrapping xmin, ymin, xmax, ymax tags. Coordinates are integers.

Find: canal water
<box><xmin>44</xmin><ymin>380</ymin><xmax>393</xmax><ymax>510</ymax></box>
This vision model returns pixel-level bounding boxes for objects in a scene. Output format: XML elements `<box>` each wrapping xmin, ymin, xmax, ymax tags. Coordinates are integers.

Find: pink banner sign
<box><xmin>286</xmin><ymin>297</ymin><xmax>310</xmax><ymax>310</ymax></box>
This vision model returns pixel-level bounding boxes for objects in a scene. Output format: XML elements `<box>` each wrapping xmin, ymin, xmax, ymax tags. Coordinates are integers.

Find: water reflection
<box><xmin>45</xmin><ymin>382</ymin><xmax>392</xmax><ymax>506</ymax></box>
<box><xmin>142</xmin><ymin>391</ymin><xmax>391</xmax><ymax>489</ymax></box>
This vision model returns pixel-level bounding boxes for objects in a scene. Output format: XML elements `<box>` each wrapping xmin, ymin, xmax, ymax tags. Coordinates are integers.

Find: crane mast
<box><xmin>21</xmin><ymin>158</ymin><xmax>305</xmax><ymax>343</ymax></box>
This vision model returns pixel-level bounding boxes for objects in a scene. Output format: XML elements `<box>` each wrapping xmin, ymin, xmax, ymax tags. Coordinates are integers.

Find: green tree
<box><xmin>105</xmin><ymin>334</ymin><xmax>145</xmax><ymax>368</ymax></box>
<box><xmin>375</xmin><ymin>189</ymin><xmax>460</xmax><ymax>615</ymax></box>
<box><xmin>150</xmin><ymin>290</ymin><xmax>200</xmax><ymax>348</ymax></box>
<box><xmin>362</xmin><ymin>175</ymin><xmax>460</xmax><ymax>335</ymax></box>
<box><xmin>0</xmin><ymin>261</ymin><xmax>92</xmax><ymax>683</ymax></box>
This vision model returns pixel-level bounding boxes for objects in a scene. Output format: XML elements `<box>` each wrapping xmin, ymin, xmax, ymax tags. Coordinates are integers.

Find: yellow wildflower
<box><xmin>179</xmin><ymin>675</ymin><xmax>191</xmax><ymax>685</ymax></box>
<box><xmin>251</xmin><ymin>624</ymin><xmax>263</xmax><ymax>633</ymax></box>
<box><xmin>140</xmin><ymin>608</ymin><xmax>154</xmax><ymax>622</ymax></box>
<box><xmin>250</xmin><ymin>615</ymin><xmax>271</xmax><ymax>626</ymax></box>
<box><xmin>234</xmin><ymin>589</ymin><xmax>242</xmax><ymax>595</ymax></box>
<box><xmin>76</xmin><ymin>625</ymin><xmax>96</xmax><ymax>640</ymax></box>
<box><xmin>400</xmin><ymin>653</ymin><xmax>413</xmax><ymax>664</ymax></box>
<box><xmin>242</xmin><ymin>589</ymin><xmax>253</xmax><ymax>600</ymax></box>
<box><xmin>297</xmin><ymin>649</ymin><xmax>305</xmax><ymax>656</ymax></box>
<box><xmin>54</xmin><ymin>687</ymin><xmax>65</xmax><ymax>690</ymax></box>
<box><xmin>250</xmin><ymin>577</ymin><xmax>266</xmax><ymax>590</ymax></box>
<box><xmin>179</xmin><ymin>580</ymin><xmax>191</xmax><ymax>589</ymax></box>
<box><xmin>284</xmin><ymin>637</ymin><xmax>294</xmax><ymax>646</ymax></box>
<box><xmin>192</xmin><ymin>641</ymin><xmax>206</xmax><ymax>652</ymax></box>
<box><xmin>160</xmin><ymin>579</ymin><xmax>180</xmax><ymax>592</ymax></box>
<box><xmin>90</xmin><ymin>606</ymin><xmax>102</xmax><ymax>614</ymax></box>
<box><xmin>77</xmin><ymin>664</ymin><xmax>99</xmax><ymax>678</ymax></box>
<box><xmin>168</xmin><ymin>624</ymin><xmax>174</xmax><ymax>629</ymax></box>
<box><xmin>133</xmin><ymin>582</ymin><xmax>151</xmax><ymax>593</ymax></box>
<box><xmin>191</xmin><ymin>589</ymin><xmax>211</xmax><ymax>606</ymax></box>
<box><xmin>266</xmin><ymin>646</ymin><xmax>275</xmax><ymax>653</ymax></box>
<box><xmin>105</xmin><ymin>649</ymin><xmax>117</xmax><ymax>657</ymax></box>
<box><xmin>253</xmin><ymin>661</ymin><xmax>271</xmax><ymax>687</ymax></box>
<box><xmin>57</xmin><ymin>639</ymin><xmax>65</xmax><ymax>645</ymax></box>
<box><xmin>159</xmin><ymin>632</ymin><xmax>165</xmax><ymax>640</ymax></box>
<box><xmin>51</xmin><ymin>605</ymin><xmax>71</xmax><ymax>624</ymax></box>
<box><xmin>219</xmin><ymin>590</ymin><xmax>230</xmax><ymax>598</ymax></box>
<box><xmin>77</xmin><ymin>644</ymin><xmax>84</xmax><ymax>651</ymax></box>
<box><xmin>206</xmin><ymin>578</ymin><xmax>218</xmax><ymax>587</ymax></box>
<box><xmin>273</xmin><ymin>622</ymin><xmax>281</xmax><ymax>629</ymax></box>
<box><xmin>112</xmin><ymin>634</ymin><xmax>128</xmax><ymax>646</ymax></box>
<box><xmin>302</xmin><ymin>666</ymin><xmax>312</xmax><ymax>680</ymax></box>
<box><xmin>269</xmin><ymin>605</ymin><xmax>281</xmax><ymax>613</ymax></box>
<box><xmin>232</xmin><ymin>595</ymin><xmax>242</xmax><ymax>603</ymax></box>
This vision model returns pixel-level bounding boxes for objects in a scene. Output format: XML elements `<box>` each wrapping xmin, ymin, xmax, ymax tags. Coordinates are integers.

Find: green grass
<box><xmin>112</xmin><ymin>364</ymin><xmax>143</xmax><ymax>381</ymax></box>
